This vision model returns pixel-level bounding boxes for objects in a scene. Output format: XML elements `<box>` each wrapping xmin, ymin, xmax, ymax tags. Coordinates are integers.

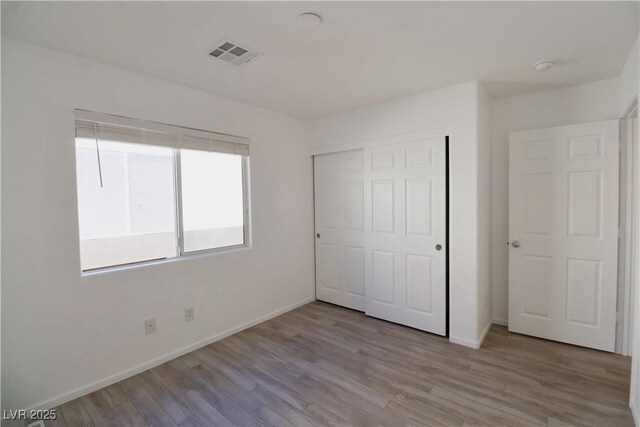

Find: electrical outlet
<box><xmin>185</xmin><ymin>307</ymin><xmax>194</xmax><ymax>322</ymax></box>
<box><xmin>144</xmin><ymin>318</ymin><xmax>156</xmax><ymax>335</ymax></box>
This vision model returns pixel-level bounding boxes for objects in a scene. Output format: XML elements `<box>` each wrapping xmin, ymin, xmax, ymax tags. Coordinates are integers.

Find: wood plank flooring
<box><xmin>17</xmin><ymin>301</ymin><xmax>634</xmax><ymax>426</ymax></box>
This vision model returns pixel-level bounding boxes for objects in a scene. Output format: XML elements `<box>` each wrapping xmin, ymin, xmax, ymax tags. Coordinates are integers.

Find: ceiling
<box><xmin>2</xmin><ymin>1</ymin><xmax>638</xmax><ymax>119</ymax></box>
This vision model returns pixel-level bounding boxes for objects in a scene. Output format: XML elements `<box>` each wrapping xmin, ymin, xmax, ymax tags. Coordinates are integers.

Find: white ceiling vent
<box><xmin>209</xmin><ymin>38</ymin><xmax>261</xmax><ymax>66</ymax></box>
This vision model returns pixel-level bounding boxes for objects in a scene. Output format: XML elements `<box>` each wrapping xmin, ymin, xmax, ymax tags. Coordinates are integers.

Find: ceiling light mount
<box><xmin>297</xmin><ymin>12</ymin><xmax>323</xmax><ymax>28</ymax></box>
<box><xmin>534</xmin><ymin>60</ymin><xmax>555</xmax><ymax>72</ymax></box>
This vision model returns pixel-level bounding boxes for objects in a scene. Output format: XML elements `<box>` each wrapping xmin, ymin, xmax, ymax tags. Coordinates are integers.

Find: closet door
<box><xmin>314</xmin><ymin>150</ymin><xmax>365</xmax><ymax>311</ymax></box>
<box><xmin>364</xmin><ymin>137</ymin><xmax>447</xmax><ymax>335</ymax></box>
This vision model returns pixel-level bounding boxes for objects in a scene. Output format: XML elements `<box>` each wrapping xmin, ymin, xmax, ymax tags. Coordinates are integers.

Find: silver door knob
<box><xmin>511</xmin><ymin>240</ymin><xmax>521</xmax><ymax>248</ymax></box>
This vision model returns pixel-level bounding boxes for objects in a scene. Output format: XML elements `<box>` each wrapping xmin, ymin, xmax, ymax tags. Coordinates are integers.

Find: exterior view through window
<box><xmin>74</xmin><ymin>114</ymin><xmax>249</xmax><ymax>272</ymax></box>
<box><xmin>180</xmin><ymin>149</ymin><xmax>244</xmax><ymax>253</ymax></box>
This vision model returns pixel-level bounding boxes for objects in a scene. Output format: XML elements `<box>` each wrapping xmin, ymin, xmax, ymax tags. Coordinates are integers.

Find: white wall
<box><xmin>477</xmin><ymin>83</ymin><xmax>493</xmax><ymax>338</ymax></box>
<box><xmin>631</xmin><ymin>116</ymin><xmax>639</xmax><ymax>426</ymax></box>
<box><xmin>310</xmin><ymin>81</ymin><xmax>490</xmax><ymax>348</ymax></box>
<box><xmin>623</xmin><ymin>35</ymin><xmax>640</xmax><ymax>427</ymax></box>
<box><xmin>491</xmin><ymin>78</ymin><xmax>622</xmax><ymax>325</ymax></box>
<box><xmin>1</xmin><ymin>38</ymin><xmax>315</xmax><ymax>410</ymax></box>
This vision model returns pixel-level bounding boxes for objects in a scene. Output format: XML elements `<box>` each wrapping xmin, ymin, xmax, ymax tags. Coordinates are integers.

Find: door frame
<box><xmin>311</xmin><ymin>129</ymin><xmax>450</xmax><ymax>335</ymax></box>
<box><xmin>620</xmin><ymin>97</ymin><xmax>638</xmax><ymax>356</ymax></box>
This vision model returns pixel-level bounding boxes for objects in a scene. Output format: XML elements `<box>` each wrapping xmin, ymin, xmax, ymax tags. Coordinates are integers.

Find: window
<box><xmin>74</xmin><ymin>112</ymin><xmax>249</xmax><ymax>272</ymax></box>
<box><xmin>180</xmin><ymin>149</ymin><xmax>245</xmax><ymax>252</ymax></box>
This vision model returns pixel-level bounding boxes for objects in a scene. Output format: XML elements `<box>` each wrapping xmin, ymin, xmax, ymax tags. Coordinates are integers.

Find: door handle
<box><xmin>435</xmin><ymin>244</ymin><xmax>443</xmax><ymax>251</ymax></box>
<box><xmin>511</xmin><ymin>240</ymin><xmax>521</xmax><ymax>248</ymax></box>
<box><xmin>316</xmin><ymin>233</ymin><xmax>321</xmax><ymax>238</ymax></box>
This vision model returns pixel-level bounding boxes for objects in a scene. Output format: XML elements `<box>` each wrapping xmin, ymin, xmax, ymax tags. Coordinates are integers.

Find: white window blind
<box><xmin>74</xmin><ymin>110</ymin><xmax>249</xmax><ymax>156</ymax></box>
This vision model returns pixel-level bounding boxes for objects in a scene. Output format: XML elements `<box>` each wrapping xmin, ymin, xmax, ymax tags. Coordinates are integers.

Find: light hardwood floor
<box><xmin>14</xmin><ymin>301</ymin><xmax>634</xmax><ymax>426</ymax></box>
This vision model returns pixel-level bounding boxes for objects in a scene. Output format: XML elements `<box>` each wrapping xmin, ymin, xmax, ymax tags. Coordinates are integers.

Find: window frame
<box><xmin>75</xmin><ymin>118</ymin><xmax>251</xmax><ymax>276</ymax></box>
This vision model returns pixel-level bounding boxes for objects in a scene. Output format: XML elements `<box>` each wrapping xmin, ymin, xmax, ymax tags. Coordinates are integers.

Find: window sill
<box><xmin>80</xmin><ymin>243</ymin><xmax>251</xmax><ymax>277</ymax></box>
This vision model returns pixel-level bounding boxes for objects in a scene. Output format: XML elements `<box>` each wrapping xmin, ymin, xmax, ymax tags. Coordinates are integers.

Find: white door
<box><xmin>314</xmin><ymin>150</ymin><xmax>365</xmax><ymax>311</ymax></box>
<box><xmin>509</xmin><ymin>120</ymin><xmax>619</xmax><ymax>351</ymax></box>
<box><xmin>364</xmin><ymin>137</ymin><xmax>447</xmax><ymax>335</ymax></box>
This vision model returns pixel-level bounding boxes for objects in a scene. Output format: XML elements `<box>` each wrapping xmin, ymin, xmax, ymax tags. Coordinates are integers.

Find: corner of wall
<box><xmin>492</xmin><ymin>317</ymin><xmax>508</xmax><ymax>327</ymax></box>
<box><xmin>475</xmin><ymin>82</ymin><xmax>494</xmax><ymax>339</ymax></box>
<box><xmin>450</xmin><ymin>318</ymin><xmax>492</xmax><ymax>349</ymax></box>
<box><xmin>619</xmin><ymin>34</ymin><xmax>639</xmax><ymax>115</ymax></box>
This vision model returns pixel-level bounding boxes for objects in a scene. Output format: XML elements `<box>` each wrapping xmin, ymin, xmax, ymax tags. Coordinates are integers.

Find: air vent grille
<box><xmin>209</xmin><ymin>38</ymin><xmax>261</xmax><ymax>66</ymax></box>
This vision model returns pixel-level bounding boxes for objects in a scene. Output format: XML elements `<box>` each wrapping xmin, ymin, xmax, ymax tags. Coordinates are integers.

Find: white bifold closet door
<box><xmin>314</xmin><ymin>150</ymin><xmax>366</xmax><ymax>311</ymax></box>
<box><xmin>363</xmin><ymin>138</ymin><xmax>447</xmax><ymax>335</ymax></box>
<box><xmin>509</xmin><ymin>120</ymin><xmax>619</xmax><ymax>351</ymax></box>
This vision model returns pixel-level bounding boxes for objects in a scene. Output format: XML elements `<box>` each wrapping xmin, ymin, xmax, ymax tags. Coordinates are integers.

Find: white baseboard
<box><xmin>28</xmin><ymin>297</ymin><xmax>315</xmax><ymax>412</ymax></box>
<box><xmin>449</xmin><ymin>335</ymin><xmax>478</xmax><ymax>348</ymax></box>
<box><xmin>492</xmin><ymin>318</ymin><xmax>508</xmax><ymax>327</ymax></box>
<box><xmin>449</xmin><ymin>320</ymin><xmax>492</xmax><ymax>350</ymax></box>
<box><xmin>476</xmin><ymin>320</ymin><xmax>493</xmax><ymax>348</ymax></box>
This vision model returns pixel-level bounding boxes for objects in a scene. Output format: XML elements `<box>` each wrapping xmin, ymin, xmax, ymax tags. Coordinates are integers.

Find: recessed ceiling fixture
<box><xmin>209</xmin><ymin>38</ymin><xmax>261</xmax><ymax>66</ymax></box>
<box><xmin>534</xmin><ymin>60</ymin><xmax>555</xmax><ymax>72</ymax></box>
<box><xmin>297</xmin><ymin>12</ymin><xmax>323</xmax><ymax>28</ymax></box>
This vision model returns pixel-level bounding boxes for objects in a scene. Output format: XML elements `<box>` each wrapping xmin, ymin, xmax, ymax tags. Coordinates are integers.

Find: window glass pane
<box><xmin>75</xmin><ymin>138</ymin><xmax>177</xmax><ymax>270</ymax></box>
<box><xmin>180</xmin><ymin>149</ymin><xmax>245</xmax><ymax>252</ymax></box>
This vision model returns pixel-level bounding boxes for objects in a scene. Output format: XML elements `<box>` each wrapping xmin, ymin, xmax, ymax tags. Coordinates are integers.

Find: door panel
<box><xmin>406</xmin><ymin>254</ymin><xmax>433</xmax><ymax>314</ymax></box>
<box><xmin>314</xmin><ymin>150</ymin><xmax>365</xmax><ymax>311</ymax></box>
<box><xmin>406</xmin><ymin>178</ymin><xmax>433</xmax><ymax>235</ymax></box>
<box><xmin>372</xmin><ymin>180</ymin><xmax>395</xmax><ymax>233</ymax></box>
<box><xmin>566</xmin><ymin>258</ymin><xmax>600</xmax><ymax>326</ymax></box>
<box><xmin>524</xmin><ymin>174</ymin><xmax>552</xmax><ymax>234</ymax></box>
<box><xmin>567</xmin><ymin>171</ymin><xmax>602</xmax><ymax>238</ymax></box>
<box><xmin>372</xmin><ymin>250</ymin><xmax>396</xmax><ymax>305</ymax></box>
<box><xmin>345</xmin><ymin>182</ymin><xmax>364</xmax><ymax>230</ymax></box>
<box><xmin>364</xmin><ymin>137</ymin><xmax>447</xmax><ymax>335</ymax></box>
<box><xmin>345</xmin><ymin>246</ymin><xmax>365</xmax><ymax>297</ymax></box>
<box><xmin>522</xmin><ymin>255</ymin><xmax>551</xmax><ymax>318</ymax></box>
<box><xmin>509</xmin><ymin>120</ymin><xmax>619</xmax><ymax>351</ymax></box>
